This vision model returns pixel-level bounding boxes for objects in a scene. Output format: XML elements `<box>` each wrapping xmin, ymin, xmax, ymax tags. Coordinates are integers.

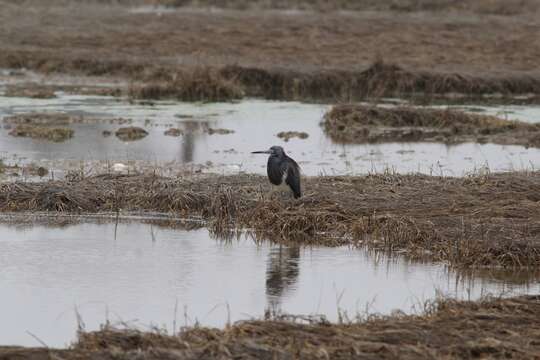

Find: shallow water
<box><xmin>0</xmin><ymin>220</ymin><xmax>538</xmax><ymax>347</ymax></box>
<box><xmin>1</xmin><ymin>93</ymin><xmax>540</xmax><ymax>177</ymax></box>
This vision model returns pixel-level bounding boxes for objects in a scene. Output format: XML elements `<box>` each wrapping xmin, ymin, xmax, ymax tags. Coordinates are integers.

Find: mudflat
<box><xmin>2</xmin><ymin>1</ymin><xmax>540</xmax><ymax>101</ymax></box>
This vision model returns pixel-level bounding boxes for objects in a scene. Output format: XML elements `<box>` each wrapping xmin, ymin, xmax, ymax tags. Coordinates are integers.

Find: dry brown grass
<box><xmin>324</xmin><ymin>104</ymin><xmax>540</xmax><ymax>147</ymax></box>
<box><xmin>128</xmin><ymin>67</ymin><xmax>244</xmax><ymax>101</ymax></box>
<box><xmin>2</xmin><ymin>295</ymin><xmax>539</xmax><ymax>359</ymax></box>
<box><xmin>115</xmin><ymin>126</ymin><xmax>148</xmax><ymax>141</ymax></box>
<box><xmin>8</xmin><ymin>124</ymin><xmax>74</xmax><ymax>142</ymax></box>
<box><xmin>4</xmin><ymin>84</ymin><xmax>57</xmax><ymax>99</ymax></box>
<box><xmin>1</xmin><ymin>172</ymin><xmax>539</xmax><ymax>267</ymax></box>
<box><xmin>276</xmin><ymin>131</ymin><xmax>309</xmax><ymax>142</ymax></box>
<box><xmin>219</xmin><ymin>61</ymin><xmax>540</xmax><ymax>102</ymax></box>
<box><xmin>2</xmin><ymin>2</ymin><xmax>540</xmax><ymax>103</ymax></box>
<box><xmin>4</xmin><ymin>82</ymin><xmax>122</xmax><ymax>98</ymax></box>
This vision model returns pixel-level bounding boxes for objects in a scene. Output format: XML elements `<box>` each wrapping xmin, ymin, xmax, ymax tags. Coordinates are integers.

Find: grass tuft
<box><xmin>324</xmin><ymin>104</ymin><xmax>540</xmax><ymax>147</ymax></box>
<box><xmin>129</xmin><ymin>67</ymin><xmax>244</xmax><ymax>102</ymax></box>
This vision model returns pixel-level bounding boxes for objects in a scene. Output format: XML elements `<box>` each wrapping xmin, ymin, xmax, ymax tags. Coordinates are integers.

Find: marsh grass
<box><xmin>8</xmin><ymin>124</ymin><xmax>74</xmax><ymax>142</ymax></box>
<box><xmin>1</xmin><ymin>172</ymin><xmax>539</xmax><ymax>268</ymax></box>
<box><xmin>219</xmin><ymin>60</ymin><xmax>540</xmax><ymax>102</ymax></box>
<box><xmin>276</xmin><ymin>131</ymin><xmax>309</xmax><ymax>142</ymax></box>
<box><xmin>4</xmin><ymin>84</ymin><xmax>57</xmax><ymax>99</ymax></box>
<box><xmin>34</xmin><ymin>295</ymin><xmax>534</xmax><ymax>359</ymax></box>
<box><xmin>3</xmin><ymin>295</ymin><xmax>538</xmax><ymax>358</ymax></box>
<box><xmin>5</xmin><ymin>49</ymin><xmax>540</xmax><ymax>103</ymax></box>
<box><xmin>115</xmin><ymin>126</ymin><xmax>149</xmax><ymax>141</ymax></box>
<box><xmin>324</xmin><ymin>104</ymin><xmax>540</xmax><ymax>147</ymax></box>
<box><xmin>128</xmin><ymin>67</ymin><xmax>244</xmax><ymax>102</ymax></box>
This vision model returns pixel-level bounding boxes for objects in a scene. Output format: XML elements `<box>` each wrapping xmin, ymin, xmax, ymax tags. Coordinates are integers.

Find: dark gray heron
<box><xmin>252</xmin><ymin>146</ymin><xmax>301</xmax><ymax>199</ymax></box>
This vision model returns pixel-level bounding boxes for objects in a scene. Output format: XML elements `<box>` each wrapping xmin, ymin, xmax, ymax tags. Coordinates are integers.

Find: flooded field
<box><xmin>1</xmin><ymin>218</ymin><xmax>538</xmax><ymax>347</ymax></box>
<box><xmin>1</xmin><ymin>92</ymin><xmax>540</xmax><ymax>177</ymax></box>
<box><xmin>1</xmin><ymin>1</ymin><xmax>540</xmax><ymax>357</ymax></box>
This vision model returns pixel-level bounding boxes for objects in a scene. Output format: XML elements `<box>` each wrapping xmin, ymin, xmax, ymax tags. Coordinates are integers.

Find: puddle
<box><xmin>0</xmin><ymin>220</ymin><xmax>538</xmax><ymax>347</ymax></box>
<box><xmin>1</xmin><ymin>94</ymin><xmax>540</xmax><ymax>177</ymax></box>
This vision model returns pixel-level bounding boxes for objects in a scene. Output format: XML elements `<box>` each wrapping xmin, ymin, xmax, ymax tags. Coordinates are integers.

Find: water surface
<box><xmin>0</xmin><ymin>94</ymin><xmax>540</xmax><ymax>177</ymax></box>
<box><xmin>0</xmin><ymin>220</ymin><xmax>537</xmax><ymax>347</ymax></box>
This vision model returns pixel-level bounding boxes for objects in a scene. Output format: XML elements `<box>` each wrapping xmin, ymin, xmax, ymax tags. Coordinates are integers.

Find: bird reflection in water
<box><xmin>179</xmin><ymin>121</ymin><xmax>211</xmax><ymax>164</ymax></box>
<box><xmin>265</xmin><ymin>246</ymin><xmax>301</xmax><ymax>312</ymax></box>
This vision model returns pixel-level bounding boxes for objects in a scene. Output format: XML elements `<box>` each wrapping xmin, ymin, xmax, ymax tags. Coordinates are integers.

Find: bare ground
<box><xmin>1</xmin><ymin>1</ymin><xmax>540</xmax><ymax>101</ymax></box>
<box><xmin>1</xmin><ymin>172</ymin><xmax>539</xmax><ymax>267</ymax></box>
<box><xmin>1</xmin><ymin>295</ymin><xmax>540</xmax><ymax>359</ymax></box>
<box><xmin>324</xmin><ymin>104</ymin><xmax>540</xmax><ymax>147</ymax></box>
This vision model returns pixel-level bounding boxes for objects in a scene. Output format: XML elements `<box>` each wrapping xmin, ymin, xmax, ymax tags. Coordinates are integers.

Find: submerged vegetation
<box><xmin>324</xmin><ymin>104</ymin><xmax>540</xmax><ymax>146</ymax></box>
<box><xmin>115</xmin><ymin>126</ymin><xmax>149</xmax><ymax>141</ymax></box>
<box><xmin>1</xmin><ymin>172</ymin><xmax>539</xmax><ymax>267</ymax></box>
<box><xmin>2</xmin><ymin>295</ymin><xmax>539</xmax><ymax>359</ymax></box>
<box><xmin>206</xmin><ymin>127</ymin><xmax>235</xmax><ymax>135</ymax></box>
<box><xmin>8</xmin><ymin>124</ymin><xmax>74</xmax><ymax>142</ymax></box>
<box><xmin>164</xmin><ymin>128</ymin><xmax>184</xmax><ymax>136</ymax></box>
<box><xmin>276</xmin><ymin>131</ymin><xmax>309</xmax><ymax>141</ymax></box>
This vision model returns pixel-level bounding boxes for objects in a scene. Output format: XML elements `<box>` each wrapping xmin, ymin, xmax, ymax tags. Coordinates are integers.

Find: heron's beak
<box><xmin>251</xmin><ymin>150</ymin><xmax>272</xmax><ymax>154</ymax></box>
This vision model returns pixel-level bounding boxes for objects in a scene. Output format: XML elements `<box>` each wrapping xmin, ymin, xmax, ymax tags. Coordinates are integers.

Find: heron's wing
<box><xmin>267</xmin><ymin>157</ymin><xmax>285</xmax><ymax>185</ymax></box>
<box><xmin>283</xmin><ymin>158</ymin><xmax>301</xmax><ymax>198</ymax></box>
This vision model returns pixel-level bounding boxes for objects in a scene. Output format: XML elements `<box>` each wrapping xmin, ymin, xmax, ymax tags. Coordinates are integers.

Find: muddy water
<box><xmin>0</xmin><ymin>220</ymin><xmax>538</xmax><ymax>347</ymax></box>
<box><xmin>1</xmin><ymin>93</ymin><xmax>540</xmax><ymax>177</ymax></box>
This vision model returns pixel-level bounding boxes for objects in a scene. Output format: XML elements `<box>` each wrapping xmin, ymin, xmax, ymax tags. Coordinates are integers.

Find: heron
<box><xmin>252</xmin><ymin>145</ymin><xmax>301</xmax><ymax>199</ymax></box>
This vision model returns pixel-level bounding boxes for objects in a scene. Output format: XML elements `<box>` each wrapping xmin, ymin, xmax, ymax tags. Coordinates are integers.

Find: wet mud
<box><xmin>2</xmin><ymin>2</ymin><xmax>540</xmax><ymax>102</ymax></box>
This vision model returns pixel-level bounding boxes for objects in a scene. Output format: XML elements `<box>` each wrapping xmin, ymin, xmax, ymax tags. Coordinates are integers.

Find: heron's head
<box><xmin>252</xmin><ymin>145</ymin><xmax>285</xmax><ymax>157</ymax></box>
